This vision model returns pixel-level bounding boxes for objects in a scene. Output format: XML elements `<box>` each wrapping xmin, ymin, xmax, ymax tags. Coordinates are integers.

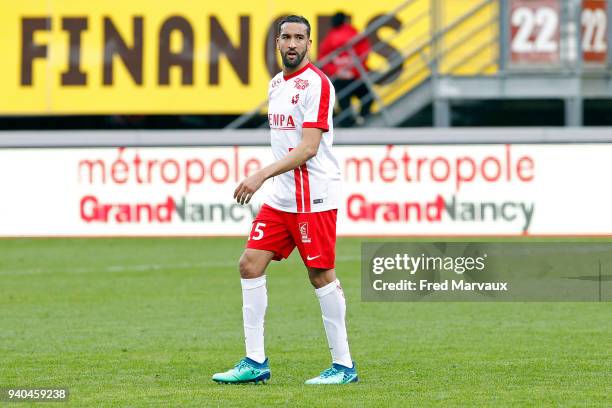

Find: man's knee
<box><xmin>239</xmin><ymin>251</ymin><xmax>267</xmax><ymax>279</ymax></box>
<box><xmin>309</xmin><ymin>274</ymin><xmax>326</xmax><ymax>288</ymax></box>
<box><xmin>308</xmin><ymin>268</ymin><xmax>336</xmax><ymax>289</ymax></box>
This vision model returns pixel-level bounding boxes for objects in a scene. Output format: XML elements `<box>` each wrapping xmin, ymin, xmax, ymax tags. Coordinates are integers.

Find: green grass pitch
<box><xmin>0</xmin><ymin>237</ymin><xmax>610</xmax><ymax>407</ymax></box>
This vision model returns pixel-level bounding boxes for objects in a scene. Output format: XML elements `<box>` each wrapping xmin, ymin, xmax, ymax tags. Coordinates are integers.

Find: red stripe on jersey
<box><xmin>304</xmin><ymin>63</ymin><xmax>331</xmax><ymax>132</ymax></box>
<box><xmin>294</xmin><ymin>167</ymin><xmax>303</xmax><ymax>212</ymax></box>
<box><xmin>289</xmin><ymin>148</ymin><xmax>303</xmax><ymax>212</ymax></box>
<box><xmin>301</xmin><ymin>163</ymin><xmax>311</xmax><ymax>212</ymax></box>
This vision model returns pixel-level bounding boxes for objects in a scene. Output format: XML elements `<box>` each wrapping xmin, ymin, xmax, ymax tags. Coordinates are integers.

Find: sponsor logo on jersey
<box><xmin>271</xmin><ymin>78</ymin><xmax>282</xmax><ymax>89</ymax></box>
<box><xmin>291</xmin><ymin>94</ymin><xmax>299</xmax><ymax>105</ymax></box>
<box><xmin>268</xmin><ymin>113</ymin><xmax>296</xmax><ymax>129</ymax></box>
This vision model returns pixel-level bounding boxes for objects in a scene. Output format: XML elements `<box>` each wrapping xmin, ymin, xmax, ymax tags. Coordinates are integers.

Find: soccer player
<box><xmin>212</xmin><ymin>15</ymin><xmax>357</xmax><ymax>385</ymax></box>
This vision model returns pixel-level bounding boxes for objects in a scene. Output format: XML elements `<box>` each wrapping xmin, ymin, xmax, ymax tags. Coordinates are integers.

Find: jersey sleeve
<box><xmin>302</xmin><ymin>76</ymin><xmax>331</xmax><ymax>132</ymax></box>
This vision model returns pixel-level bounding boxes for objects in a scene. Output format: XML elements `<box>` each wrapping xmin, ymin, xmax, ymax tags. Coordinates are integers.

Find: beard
<box><xmin>281</xmin><ymin>48</ymin><xmax>307</xmax><ymax>68</ymax></box>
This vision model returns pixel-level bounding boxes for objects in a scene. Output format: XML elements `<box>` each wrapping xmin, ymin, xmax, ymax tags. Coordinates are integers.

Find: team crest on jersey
<box><xmin>299</xmin><ymin>222</ymin><xmax>311</xmax><ymax>243</ymax></box>
<box><xmin>291</xmin><ymin>94</ymin><xmax>300</xmax><ymax>105</ymax></box>
<box><xmin>294</xmin><ymin>78</ymin><xmax>309</xmax><ymax>90</ymax></box>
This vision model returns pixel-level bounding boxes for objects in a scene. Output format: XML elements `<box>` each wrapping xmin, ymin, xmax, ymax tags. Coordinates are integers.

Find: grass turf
<box><xmin>0</xmin><ymin>237</ymin><xmax>610</xmax><ymax>407</ymax></box>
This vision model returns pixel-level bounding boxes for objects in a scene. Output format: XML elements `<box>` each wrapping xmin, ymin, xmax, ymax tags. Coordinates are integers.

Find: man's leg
<box><xmin>212</xmin><ymin>248</ymin><xmax>274</xmax><ymax>384</ymax></box>
<box><xmin>307</xmin><ymin>267</ymin><xmax>354</xmax><ymax>369</ymax></box>
<box><xmin>333</xmin><ymin>79</ymin><xmax>356</xmax><ymax>127</ymax></box>
<box><xmin>354</xmin><ymin>82</ymin><xmax>373</xmax><ymax>118</ymax></box>
<box><xmin>304</xmin><ymin>266</ymin><xmax>357</xmax><ymax>384</ymax></box>
<box><xmin>238</xmin><ymin>248</ymin><xmax>275</xmax><ymax>364</ymax></box>
<box><xmin>213</xmin><ymin>204</ymin><xmax>295</xmax><ymax>384</ymax></box>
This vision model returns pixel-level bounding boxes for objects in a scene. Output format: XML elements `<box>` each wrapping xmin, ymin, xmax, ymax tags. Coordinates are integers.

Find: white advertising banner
<box><xmin>0</xmin><ymin>144</ymin><xmax>610</xmax><ymax>236</ymax></box>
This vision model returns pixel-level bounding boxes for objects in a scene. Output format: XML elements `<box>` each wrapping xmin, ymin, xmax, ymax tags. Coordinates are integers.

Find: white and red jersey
<box><xmin>265</xmin><ymin>62</ymin><xmax>341</xmax><ymax>213</ymax></box>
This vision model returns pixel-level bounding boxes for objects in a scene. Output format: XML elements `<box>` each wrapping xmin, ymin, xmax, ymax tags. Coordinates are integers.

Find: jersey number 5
<box><xmin>251</xmin><ymin>222</ymin><xmax>266</xmax><ymax>240</ymax></box>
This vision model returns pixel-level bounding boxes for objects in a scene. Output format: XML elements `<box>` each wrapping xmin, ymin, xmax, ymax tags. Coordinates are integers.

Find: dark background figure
<box><xmin>319</xmin><ymin>12</ymin><xmax>372</xmax><ymax>127</ymax></box>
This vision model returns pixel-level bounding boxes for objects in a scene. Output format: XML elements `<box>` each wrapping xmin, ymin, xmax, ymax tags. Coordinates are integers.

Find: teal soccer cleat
<box><xmin>212</xmin><ymin>357</ymin><xmax>270</xmax><ymax>384</ymax></box>
<box><xmin>304</xmin><ymin>362</ymin><xmax>358</xmax><ymax>385</ymax></box>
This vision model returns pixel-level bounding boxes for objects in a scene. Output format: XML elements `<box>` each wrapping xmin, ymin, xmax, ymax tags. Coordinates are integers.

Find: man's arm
<box><xmin>234</xmin><ymin>128</ymin><xmax>323</xmax><ymax>205</ymax></box>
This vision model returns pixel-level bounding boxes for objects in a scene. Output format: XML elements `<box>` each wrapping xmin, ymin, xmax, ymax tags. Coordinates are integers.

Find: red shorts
<box><xmin>246</xmin><ymin>204</ymin><xmax>337</xmax><ymax>269</ymax></box>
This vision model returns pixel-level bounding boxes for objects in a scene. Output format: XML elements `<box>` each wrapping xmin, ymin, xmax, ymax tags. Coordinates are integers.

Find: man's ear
<box><xmin>276</xmin><ymin>37</ymin><xmax>280</xmax><ymax>50</ymax></box>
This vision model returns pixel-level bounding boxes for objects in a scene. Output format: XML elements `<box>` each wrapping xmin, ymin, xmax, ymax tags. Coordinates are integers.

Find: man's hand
<box><xmin>234</xmin><ymin>172</ymin><xmax>266</xmax><ymax>205</ymax></box>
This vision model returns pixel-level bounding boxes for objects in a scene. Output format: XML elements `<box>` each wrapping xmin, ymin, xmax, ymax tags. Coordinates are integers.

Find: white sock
<box><xmin>241</xmin><ymin>275</ymin><xmax>267</xmax><ymax>364</ymax></box>
<box><xmin>315</xmin><ymin>279</ymin><xmax>353</xmax><ymax>368</ymax></box>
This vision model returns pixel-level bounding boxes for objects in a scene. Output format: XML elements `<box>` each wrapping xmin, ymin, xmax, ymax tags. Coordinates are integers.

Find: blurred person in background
<box><xmin>319</xmin><ymin>12</ymin><xmax>372</xmax><ymax>127</ymax></box>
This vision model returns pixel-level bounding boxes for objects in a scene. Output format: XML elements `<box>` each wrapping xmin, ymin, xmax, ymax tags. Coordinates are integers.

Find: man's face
<box><xmin>277</xmin><ymin>22</ymin><xmax>311</xmax><ymax>69</ymax></box>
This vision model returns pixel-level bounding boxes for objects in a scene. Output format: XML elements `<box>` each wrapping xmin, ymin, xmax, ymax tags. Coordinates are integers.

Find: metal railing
<box><xmin>225</xmin><ymin>0</ymin><xmax>500</xmax><ymax>129</ymax></box>
<box><xmin>225</xmin><ymin>0</ymin><xmax>421</xmax><ymax>129</ymax></box>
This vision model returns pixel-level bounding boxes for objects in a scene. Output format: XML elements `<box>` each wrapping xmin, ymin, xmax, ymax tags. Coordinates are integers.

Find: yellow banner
<box><xmin>1</xmin><ymin>0</ymin><xmax>411</xmax><ymax>114</ymax></box>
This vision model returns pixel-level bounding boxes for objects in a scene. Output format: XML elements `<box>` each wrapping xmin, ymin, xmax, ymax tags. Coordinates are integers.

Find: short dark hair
<box><xmin>331</xmin><ymin>12</ymin><xmax>347</xmax><ymax>28</ymax></box>
<box><xmin>277</xmin><ymin>15</ymin><xmax>311</xmax><ymax>38</ymax></box>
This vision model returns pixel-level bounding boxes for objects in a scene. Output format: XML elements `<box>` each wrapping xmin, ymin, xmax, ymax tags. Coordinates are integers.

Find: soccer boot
<box><xmin>212</xmin><ymin>357</ymin><xmax>270</xmax><ymax>384</ymax></box>
<box><xmin>304</xmin><ymin>362</ymin><xmax>358</xmax><ymax>385</ymax></box>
